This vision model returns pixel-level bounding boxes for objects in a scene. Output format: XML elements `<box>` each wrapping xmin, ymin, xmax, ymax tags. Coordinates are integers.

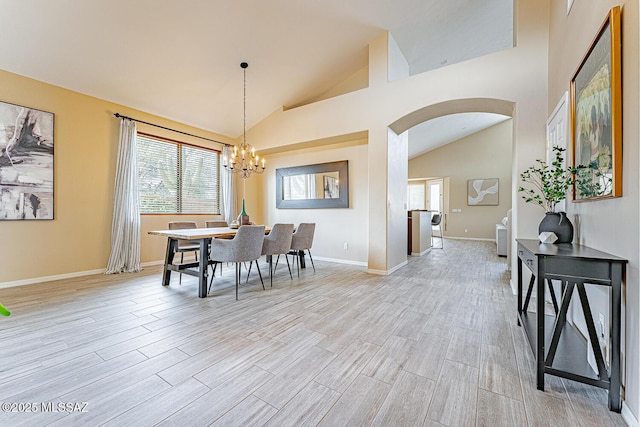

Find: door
<box><xmin>426</xmin><ymin>179</ymin><xmax>443</xmax><ymax>213</ymax></box>
<box><xmin>546</xmin><ymin>91</ymin><xmax>569</xmax><ymax>212</ymax></box>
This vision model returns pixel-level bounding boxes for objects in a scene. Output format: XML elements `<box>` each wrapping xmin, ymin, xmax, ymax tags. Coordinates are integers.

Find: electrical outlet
<box><xmin>343</xmin><ymin>243</ymin><xmax>349</xmax><ymax>250</ymax></box>
<box><xmin>464</xmin><ymin>228</ymin><xmax>468</xmax><ymax>233</ymax></box>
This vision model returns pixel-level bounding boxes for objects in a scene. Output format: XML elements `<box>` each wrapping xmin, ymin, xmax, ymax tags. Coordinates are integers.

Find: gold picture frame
<box><xmin>571</xmin><ymin>6</ymin><xmax>622</xmax><ymax>201</ymax></box>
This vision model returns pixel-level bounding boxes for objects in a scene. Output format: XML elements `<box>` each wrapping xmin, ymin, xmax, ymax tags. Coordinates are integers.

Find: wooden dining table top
<box><xmin>148</xmin><ymin>225</ymin><xmax>271</xmax><ymax>240</ymax></box>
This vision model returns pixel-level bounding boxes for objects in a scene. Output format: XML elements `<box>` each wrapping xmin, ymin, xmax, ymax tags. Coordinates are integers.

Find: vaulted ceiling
<box><xmin>0</xmin><ymin>0</ymin><xmax>513</xmax><ymax>144</ymax></box>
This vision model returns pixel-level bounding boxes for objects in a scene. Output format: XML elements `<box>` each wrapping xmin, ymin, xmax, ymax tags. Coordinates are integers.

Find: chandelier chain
<box><xmin>243</xmin><ymin>65</ymin><xmax>246</xmax><ymax>146</ymax></box>
<box><xmin>222</xmin><ymin>61</ymin><xmax>266</xmax><ymax>178</ymax></box>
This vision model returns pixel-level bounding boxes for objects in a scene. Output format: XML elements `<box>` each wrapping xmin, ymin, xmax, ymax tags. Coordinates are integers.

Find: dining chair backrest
<box><xmin>431</xmin><ymin>214</ymin><xmax>442</xmax><ymax>226</ymax></box>
<box><xmin>205</xmin><ymin>220</ymin><xmax>228</xmax><ymax>228</ymax></box>
<box><xmin>211</xmin><ymin>225</ymin><xmax>265</xmax><ymax>263</ymax></box>
<box><xmin>262</xmin><ymin>223</ymin><xmax>294</xmax><ymax>256</ymax></box>
<box><xmin>168</xmin><ymin>221</ymin><xmax>198</xmax><ymax>250</ymax></box>
<box><xmin>291</xmin><ymin>223</ymin><xmax>315</xmax><ymax>251</ymax></box>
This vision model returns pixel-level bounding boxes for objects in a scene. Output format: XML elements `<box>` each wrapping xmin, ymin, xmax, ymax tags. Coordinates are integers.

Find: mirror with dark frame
<box><xmin>276</xmin><ymin>161</ymin><xmax>349</xmax><ymax>209</ymax></box>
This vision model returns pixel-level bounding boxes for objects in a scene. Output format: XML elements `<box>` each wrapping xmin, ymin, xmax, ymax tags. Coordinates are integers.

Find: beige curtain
<box><xmin>105</xmin><ymin>118</ymin><xmax>141</xmax><ymax>274</ymax></box>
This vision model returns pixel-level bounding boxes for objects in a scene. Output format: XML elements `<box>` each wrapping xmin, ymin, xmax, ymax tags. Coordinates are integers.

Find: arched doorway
<box><xmin>387</xmin><ymin>97</ymin><xmax>516</xmax><ymax>267</ymax></box>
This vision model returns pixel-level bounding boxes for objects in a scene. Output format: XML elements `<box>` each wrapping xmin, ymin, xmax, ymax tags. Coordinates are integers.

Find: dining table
<box><xmin>148</xmin><ymin>226</ymin><xmax>271</xmax><ymax>298</ymax></box>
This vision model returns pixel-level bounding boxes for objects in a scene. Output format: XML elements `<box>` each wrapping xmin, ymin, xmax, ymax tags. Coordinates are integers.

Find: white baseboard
<box><xmin>411</xmin><ymin>248</ymin><xmax>432</xmax><ymax>257</ymax></box>
<box><xmin>368</xmin><ymin>260</ymin><xmax>408</xmax><ymax>276</ymax></box>
<box><xmin>446</xmin><ymin>236</ymin><xmax>495</xmax><ymax>242</ymax></box>
<box><xmin>0</xmin><ymin>259</ymin><xmax>170</xmax><ymax>290</ymax></box>
<box><xmin>312</xmin><ymin>256</ymin><xmax>368</xmax><ymax>267</ymax></box>
<box><xmin>0</xmin><ymin>254</ymin><xmax>370</xmax><ymax>290</ymax></box>
<box><xmin>623</xmin><ymin>402</ymin><xmax>639</xmax><ymax>427</ymax></box>
<box><xmin>0</xmin><ymin>268</ymin><xmax>107</xmax><ymax>289</ymax></box>
<box><xmin>141</xmin><ymin>259</ymin><xmax>166</xmax><ymax>267</ymax></box>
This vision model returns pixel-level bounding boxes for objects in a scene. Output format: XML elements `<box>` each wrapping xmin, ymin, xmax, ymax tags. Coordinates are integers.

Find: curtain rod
<box><xmin>114</xmin><ymin>113</ymin><xmax>230</xmax><ymax>146</ymax></box>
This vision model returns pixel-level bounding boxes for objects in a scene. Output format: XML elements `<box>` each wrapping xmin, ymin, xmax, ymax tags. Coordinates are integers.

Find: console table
<box><xmin>516</xmin><ymin>239</ymin><xmax>627</xmax><ymax>412</ymax></box>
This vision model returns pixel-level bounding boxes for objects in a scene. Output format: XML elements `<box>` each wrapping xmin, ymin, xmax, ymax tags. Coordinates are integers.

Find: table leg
<box><xmin>523</xmin><ymin>275</ymin><xmax>535</xmax><ymax>312</ymax></box>
<box><xmin>576</xmin><ymin>283</ymin><xmax>607</xmax><ymax>381</ymax></box>
<box><xmin>609</xmin><ymin>264</ymin><xmax>623</xmax><ymax>412</ymax></box>
<box><xmin>162</xmin><ymin>238</ymin><xmax>178</xmax><ymax>286</ymax></box>
<box><xmin>536</xmin><ymin>258</ymin><xmax>546</xmax><ymax>391</ymax></box>
<box><xmin>547</xmin><ymin>279</ymin><xmax>559</xmax><ymax>314</ymax></box>
<box><xmin>198</xmin><ymin>238</ymin><xmax>211</xmax><ymax>298</ymax></box>
<box><xmin>517</xmin><ymin>256</ymin><xmax>523</xmax><ymax>326</ymax></box>
<box><xmin>545</xmin><ymin>282</ymin><xmax>575</xmax><ymax>366</ymax></box>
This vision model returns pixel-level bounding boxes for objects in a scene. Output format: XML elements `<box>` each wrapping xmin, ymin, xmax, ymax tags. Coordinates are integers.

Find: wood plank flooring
<box><xmin>0</xmin><ymin>240</ymin><xmax>627</xmax><ymax>426</ymax></box>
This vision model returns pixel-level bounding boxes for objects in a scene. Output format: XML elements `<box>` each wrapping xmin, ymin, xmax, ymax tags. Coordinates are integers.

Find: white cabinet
<box><xmin>410</xmin><ymin>210</ymin><xmax>433</xmax><ymax>256</ymax></box>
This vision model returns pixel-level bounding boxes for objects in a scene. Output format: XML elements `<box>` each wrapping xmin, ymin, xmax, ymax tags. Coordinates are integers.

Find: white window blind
<box><xmin>283</xmin><ymin>174</ymin><xmax>315</xmax><ymax>200</ymax></box>
<box><xmin>408</xmin><ymin>182</ymin><xmax>426</xmax><ymax>210</ymax></box>
<box><xmin>137</xmin><ymin>135</ymin><xmax>220</xmax><ymax>214</ymax></box>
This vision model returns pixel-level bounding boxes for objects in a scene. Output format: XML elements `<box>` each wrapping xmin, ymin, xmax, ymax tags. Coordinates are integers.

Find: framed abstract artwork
<box><xmin>571</xmin><ymin>6</ymin><xmax>621</xmax><ymax>201</ymax></box>
<box><xmin>467</xmin><ymin>178</ymin><xmax>499</xmax><ymax>206</ymax></box>
<box><xmin>0</xmin><ymin>101</ymin><xmax>54</xmax><ymax>219</ymax></box>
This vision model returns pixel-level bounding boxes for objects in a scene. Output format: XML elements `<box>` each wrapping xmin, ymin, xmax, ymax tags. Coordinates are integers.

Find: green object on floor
<box><xmin>0</xmin><ymin>303</ymin><xmax>10</xmax><ymax>316</ymax></box>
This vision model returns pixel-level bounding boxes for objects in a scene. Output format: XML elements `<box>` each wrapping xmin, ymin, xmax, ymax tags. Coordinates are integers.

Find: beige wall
<box><xmin>409</xmin><ymin>120</ymin><xmax>512</xmax><ymax>240</ymax></box>
<box><xmin>254</xmin><ymin>140</ymin><xmax>369</xmax><ymax>265</ymax></box>
<box><xmin>0</xmin><ymin>69</ymin><xmax>232</xmax><ymax>284</ymax></box>
<box><xmin>548</xmin><ymin>0</ymin><xmax>640</xmax><ymax>419</ymax></box>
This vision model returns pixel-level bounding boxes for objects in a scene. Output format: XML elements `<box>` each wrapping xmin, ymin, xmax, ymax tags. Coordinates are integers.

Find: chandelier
<box><xmin>223</xmin><ymin>62</ymin><xmax>265</xmax><ymax>179</ymax></box>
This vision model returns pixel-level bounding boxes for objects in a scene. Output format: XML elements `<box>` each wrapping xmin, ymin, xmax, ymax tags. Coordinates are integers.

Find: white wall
<box><xmin>547</xmin><ymin>0</ymin><xmax>640</xmax><ymax>419</ymax></box>
<box><xmin>548</xmin><ymin>1</ymin><xmax>639</xmax><ymax>419</ymax></box>
<box><xmin>258</xmin><ymin>140</ymin><xmax>369</xmax><ymax>265</ymax></box>
<box><xmin>388</xmin><ymin>33</ymin><xmax>410</xmax><ymax>82</ymax></box>
<box><xmin>386</xmin><ymin>129</ymin><xmax>409</xmax><ymax>272</ymax></box>
<box><xmin>246</xmin><ymin>0</ymin><xmax>550</xmax><ymax>274</ymax></box>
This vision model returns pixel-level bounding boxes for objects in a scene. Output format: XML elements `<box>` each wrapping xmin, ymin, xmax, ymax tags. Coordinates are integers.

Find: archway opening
<box><xmin>390</xmin><ymin>98</ymin><xmax>516</xmax><ymax>265</ymax></box>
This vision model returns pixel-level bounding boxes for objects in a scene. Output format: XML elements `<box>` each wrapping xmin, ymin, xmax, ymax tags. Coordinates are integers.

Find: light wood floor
<box><xmin>0</xmin><ymin>240</ymin><xmax>627</xmax><ymax>426</ymax></box>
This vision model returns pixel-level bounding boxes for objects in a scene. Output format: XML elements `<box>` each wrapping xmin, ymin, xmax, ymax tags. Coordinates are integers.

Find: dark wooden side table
<box><xmin>516</xmin><ymin>238</ymin><xmax>627</xmax><ymax>412</ymax></box>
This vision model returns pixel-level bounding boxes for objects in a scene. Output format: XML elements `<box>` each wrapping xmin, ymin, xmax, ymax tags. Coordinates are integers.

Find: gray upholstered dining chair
<box><xmin>205</xmin><ymin>220</ymin><xmax>228</xmax><ymax>228</ymax></box>
<box><xmin>287</xmin><ymin>223</ymin><xmax>316</xmax><ymax>277</ymax></box>
<box><xmin>208</xmin><ymin>225</ymin><xmax>265</xmax><ymax>300</ymax></box>
<box><xmin>253</xmin><ymin>223</ymin><xmax>294</xmax><ymax>287</ymax></box>
<box><xmin>205</xmin><ymin>220</ymin><xmax>229</xmax><ymax>278</ymax></box>
<box><xmin>168</xmin><ymin>221</ymin><xmax>199</xmax><ymax>284</ymax></box>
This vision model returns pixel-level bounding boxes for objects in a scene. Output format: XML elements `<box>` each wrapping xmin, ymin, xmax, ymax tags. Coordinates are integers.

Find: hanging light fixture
<box><xmin>223</xmin><ymin>62</ymin><xmax>265</xmax><ymax>179</ymax></box>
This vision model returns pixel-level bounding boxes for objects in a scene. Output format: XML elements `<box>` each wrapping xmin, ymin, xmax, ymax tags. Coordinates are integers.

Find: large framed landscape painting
<box><xmin>0</xmin><ymin>101</ymin><xmax>54</xmax><ymax>219</ymax></box>
<box><xmin>571</xmin><ymin>6</ymin><xmax>621</xmax><ymax>201</ymax></box>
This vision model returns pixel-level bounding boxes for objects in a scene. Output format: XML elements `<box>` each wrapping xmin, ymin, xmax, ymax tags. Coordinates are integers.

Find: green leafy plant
<box><xmin>0</xmin><ymin>302</ymin><xmax>10</xmax><ymax>316</ymax></box>
<box><xmin>518</xmin><ymin>146</ymin><xmax>576</xmax><ymax>212</ymax></box>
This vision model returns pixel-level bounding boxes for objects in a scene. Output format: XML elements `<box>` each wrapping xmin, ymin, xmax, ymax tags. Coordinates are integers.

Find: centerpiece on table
<box><xmin>518</xmin><ymin>146</ymin><xmax>576</xmax><ymax>243</ymax></box>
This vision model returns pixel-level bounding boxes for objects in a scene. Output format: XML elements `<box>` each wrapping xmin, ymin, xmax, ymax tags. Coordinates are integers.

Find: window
<box><xmin>283</xmin><ymin>174</ymin><xmax>317</xmax><ymax>200</ymax></box>
<box><xmin>137</xmin><ymin>134</ymin><xmax>220</xmax><ymax>214</ymax></box>
<box><xmin>427</xmin><ymin>179</ymin><xmax>443</xmax><ymax>212</ymax></box>
<box><xmin>408</xmin><ymin>182</ymin><xmax>426</xmax><ymax>210</ymax></box>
